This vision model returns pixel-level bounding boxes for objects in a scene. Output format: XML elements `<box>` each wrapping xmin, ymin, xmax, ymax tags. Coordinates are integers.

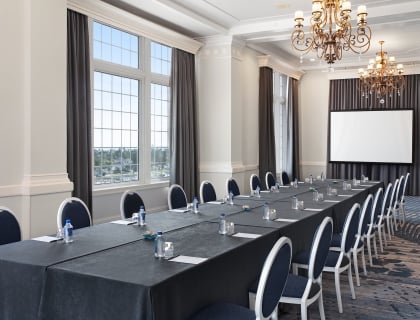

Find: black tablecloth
<box><xmin>0</xmin><ymin>180</ymin><xmax>382</xmax><ymax>320</ymax></box>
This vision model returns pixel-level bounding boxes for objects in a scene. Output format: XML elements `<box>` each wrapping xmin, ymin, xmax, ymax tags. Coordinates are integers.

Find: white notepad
<box><xmin>351</xmin><ymin>188</ymin><xmax>365</xmax><ymax>191</ymax></box>
<box><xmin>338</xmin><ymin>194</ymin><xmax>352</xmax><ymax>197</ymax></box>
<box><xmin>275</xmin><ymin>218</ymin><xmax>298</xmax><ymax>223</ymax></box>
<box><xmin>169</xmin><ymin>209</ymin><xmax>190</xmax><ymax>213</ymax></box>
<box><xmin>110</xmin><ymin>220</ymin><xmax>135</xmax><ymax>225</ymax></box>
<box><xmin>304</xmin><ymin>208</ymin><xmax>323</xmax><ymax>212</ymax></box>
<box><xmin>232</xmin><ymin>233</ymin><xmax>261</xmax><ymax>239</ymax></box>
<box><xmin>236</xmin><ymin>195</ymin><xmax>251</xmax><ymax>198</ymax></box>
<box><xmin>32</xmin><ymin>236</ymin><xmax>60</xmax><ymax>243</ymax></box>
<box><xmin>207</xmin><ymin>201</ymin><xmax>224</xmax><ymax>205</ymax></box>
<box><xmin>169</xmin><ymin>255</ymin><xmax>208</xmax><ymax>264</ymax></box>
<box><xmin>324</xmin><ymin>200</ymin><xmax>340</xmax><ymax>203</ymax></box>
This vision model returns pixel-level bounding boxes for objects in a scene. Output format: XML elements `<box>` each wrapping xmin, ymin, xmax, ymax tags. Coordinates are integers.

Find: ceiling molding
<box><xmin>258</xmin><ymin>55</ymin><xmax>304</xmax><ymax>80</ymax></box>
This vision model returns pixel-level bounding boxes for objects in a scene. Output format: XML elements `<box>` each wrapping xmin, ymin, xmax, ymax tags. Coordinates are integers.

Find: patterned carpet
<box><xmin>278</xmin><ymin>198</ymin><xmax>420</xmax><ymax>319</ymax></box>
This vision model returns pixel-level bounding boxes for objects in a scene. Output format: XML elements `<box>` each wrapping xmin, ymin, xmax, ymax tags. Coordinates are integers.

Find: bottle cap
<box><xmin>220</xmin><ymin>213</ymin><xmax>225</xmax><ymax>217</ymax></box>
<box><xmin>66</xmin><ymin>219</ymin><xmax>71</xmax><ymax>223</ymax></box>
<box><xmin>157</xmin><ymin>231</ymin><xmax>163</xmax><ymax>235</ymax></box>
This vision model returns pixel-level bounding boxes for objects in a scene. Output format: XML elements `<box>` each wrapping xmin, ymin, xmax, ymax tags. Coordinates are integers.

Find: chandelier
<box><xmin>358</xmin><ymin>41</ymin><xmax>404</xmax><ymax>103</ymax></box>
<box><xmin>291</xmin><ymin>1</ymin><xmax>372</xmax><ymax>65</ymax></box>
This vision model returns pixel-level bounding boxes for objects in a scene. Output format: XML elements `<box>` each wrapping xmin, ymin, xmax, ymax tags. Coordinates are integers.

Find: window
<box><xmin>92</xmin><ymin>21</ymin><xmax>172</xmax><ymax>186</ymax></box>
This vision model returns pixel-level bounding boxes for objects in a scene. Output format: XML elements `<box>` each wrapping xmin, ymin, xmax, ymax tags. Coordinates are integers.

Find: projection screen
<box><xmin>329</xmin><ymin>109</ymin><xmax>413</xmax><ymax>164</ymax></box>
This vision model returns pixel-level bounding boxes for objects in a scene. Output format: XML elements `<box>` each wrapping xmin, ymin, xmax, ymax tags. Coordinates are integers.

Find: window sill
<box><xmin>93</xmin><ymin>181</ymin><xmax>169</xmax><ymax>196</ymax></box>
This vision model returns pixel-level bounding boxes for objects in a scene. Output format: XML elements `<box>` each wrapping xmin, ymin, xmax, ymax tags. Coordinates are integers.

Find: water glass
<box><xmin>297</xmin><ymin>200</ymin><xmax>305</xmax><ymax>210</ymax></box>
<box><xmin>56</xmin><ymin>228</ymin><xmax>63</xmax><ymax>240</ymax></box>
<box><xmin>269</xmin><ymin>208</ymin><xmax>277</xmax><ymax>220</ymax></box>
<box><xmin>263</xmin><ymin>205</ymin><xmax>270</xmax><ymax>220</ymax></box>
<box><xmin>312</xmin><ymin>190</ymin><xmax>319</xmax><ymax>201</ymax></box>
<box><xmin>163</xmin><ymin>242</ymin><xmax>174</xmax><ymax>259</ymax></box>
<box><xmin>317</xmin><ymin>193</ymin><xmax>324</xmax><ymax>202</ymax></box>
<box><xmin>226</xmin><ymin>222</ymin><xmax>235</xmax><ymax>235</ymax></box>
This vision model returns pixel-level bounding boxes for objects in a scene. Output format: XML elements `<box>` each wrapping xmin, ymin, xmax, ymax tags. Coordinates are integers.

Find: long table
<box><xmin>0</xmin><ymin>179</ymin><xmax>381</xmax><ymax>320</ymax></box>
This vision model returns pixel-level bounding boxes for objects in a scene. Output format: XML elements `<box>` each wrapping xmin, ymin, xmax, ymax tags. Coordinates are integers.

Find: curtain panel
<box><xmin>258</xmin><ymin>67</ymin><xmax>276</xmax><ymax>187</ymax></box>
<box><xmin>289</xmin><ymin>77</ymin><xmax>301</xmax><ymax>181</ymax></box>
<box><xmin>169</xmin><ymin>49</ymin><xmax>199</xmax><ymax>201</ymax></box>
<box><xmin>327</xmin><ymin>75</ymin><xmax>420</xmax><ymax>195</ymax></box>
<box><xmin>67</xmin><ymin>10</ymin><xmax>92</xmax><ymax>212</ymax></box>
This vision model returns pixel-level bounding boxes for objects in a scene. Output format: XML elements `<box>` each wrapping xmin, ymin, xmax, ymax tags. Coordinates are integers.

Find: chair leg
<box><xmin>318</xmin><ymin>292</ymin><xmax>326</xmax><ymax>320</ymax></box>
<box><xmin>270</xmin><ymin>307</ymin><xmax>278</xmax><ymax>320</ymax></box>
<box><xmin>401</xmin><ymin>203</ymin><xmax>406</xmax><ymax>226</ymax></box>
<box><xmin>348</xmin><ymin>265</ymin><xmax>356</xmax><ymax>300</ymax></box>
<box><xmin>361</xmin><ymin>246</ymin><xmax>367</xmax><ymax>276</ymax></box>
<box><xmin>334</xmin><ymin>270</ymin><xmax>343</xmax><ymax>313</ymax></box>
<box><xmin>300</xmin><ymin>304</ymin><xmax>307</xmax><ymax>320</ymax></box>
<box><xmin>372</xmin><ymin>233</ymin><xmax>378</xmax><ymax>259</ymax></box>
<box><xmin>378</xmin><ymin>225</ymin><xmax>384</xmax><ymax>252</ymax></box>
<box><xmin>367</xmin><ymin>236</ymin><xmax>373</xmax><ymax>266</ymax></box>
<box><xmin>353</xmin><ymin>250</ymin><xmax>360</xmax><ymax>287</ymax></box>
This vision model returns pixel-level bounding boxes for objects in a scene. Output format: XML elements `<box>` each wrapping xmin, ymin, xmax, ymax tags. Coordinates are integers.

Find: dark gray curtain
<box><xmin>67</xmin><ymin>10</ymin><xmax>92</xmax><ymax>212</ymax></box>
<box><xmin>258</xmin><ymin>67</ymin><xmax>276</xmax><ymax>187</ymax></box>
<box><xmin>169</xmin><ymin>49</ymin><xmax>199</xmax><ymax>201</ymax></box>
<box><xmin>327</xmin><ymin>75</ymin><xmax>420</xmax><ymax>195</ymax></box>
<box><xmin>289</xmin><ymin>77</ymin><xmax>301</xmax><ymax>180</ymax></box>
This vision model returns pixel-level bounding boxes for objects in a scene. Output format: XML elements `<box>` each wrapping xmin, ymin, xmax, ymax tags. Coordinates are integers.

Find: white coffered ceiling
<box><xmin>102</xmin><ymin>0</ymin><xmax>420</xmax><ymax>71</ymax></box>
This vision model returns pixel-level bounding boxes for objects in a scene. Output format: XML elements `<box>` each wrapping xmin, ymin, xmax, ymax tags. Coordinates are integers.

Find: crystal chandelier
<box><xmin>358</xmin><ymin>41</ymin><xmax>405</xmax><ymax>103</ymax></box>
<box><xmin>292</xmin><ymin>1</ymin><xmax>371</xmax><ymax>65</ymax></box>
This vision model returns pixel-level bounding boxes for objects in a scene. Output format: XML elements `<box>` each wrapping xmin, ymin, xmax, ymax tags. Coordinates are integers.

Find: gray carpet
<box><xmin>277</xmin><ymin>198</ymin><xmax>420</xmax><ymax>319</ymax></box>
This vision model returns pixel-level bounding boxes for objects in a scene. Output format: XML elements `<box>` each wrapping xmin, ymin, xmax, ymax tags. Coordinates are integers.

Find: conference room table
<box><xmin>0</xmin><ymin>179</ymin><xmax>381</xmax><ymax>320</ymax></box>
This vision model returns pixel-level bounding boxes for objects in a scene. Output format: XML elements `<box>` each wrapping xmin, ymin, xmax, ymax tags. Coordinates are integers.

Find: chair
<box><xmin>168</xmin><ymin>184</ymin><xmax>188</xmax><ymax>210</ymax></box>
<box><xmin>376</xmin><ymin>183</ymin><xmax>392</xmax><ymax>250</ymax></box>
<box><xmin>392</xmin><ymin>175</ymin><xmax>405</xmax><ymax>231</ymax></box>
<box><xmin>250</xmin><ymin>174</ymin><xmax>262</xmax><ymax>193</ymax></box>
<box><xmin>278</xmin><ymin>217</ymin><xmax>333</xmax><ymax>320</ymax></box>
<box><xmin>200</xmin><ymin>180</ymin><xmax>217</xmax><ymax>204</ymax></box>
<box><xmin>265</xmin><ymin>171</ymin><xmax>277</xmax><ymax>190</ymax></box>
<box><xmin>365</xmin><ymin>187</ymin><xmax>383</xmax><ymax>265</ymax></box>
<box><xmin>57</xmin><ymin>197</ymin><xmax>92</xmax><ymax>230</ymax></box>
<box><xmin>281</xmin><ymin>171</ymin><xmax>291</xmax><ymax>186</ymax></box>
<box><xmin>120</xmin><ymin>190</ymin><xmax>145</xmax><ymax>220</ymax></box>
<box><xmin>226</xmin><ymin>177</ymin><xmax>240</xmax><ymax>196</ymax></box>
<box><xmin>0</xmin><ymin>207</ymin><xmax>21</xmax><ymax>245</ymax></box>
<box><xmin>398</xmin><ymin>172</ymin><xmax>410</xmax><ymax>227</ymax></box>
<box><xmin>294</xmin><ymin>203</ymin><xmax>360</xmax><ymax>313</ymax></box>
<box><xmin>351</xmin><ymin>194</ymin><xmax>373</xmax><ymax>287</ymax></box>
<box><xmin>384</xmin><ymin>178</ymin><xmax>399</xmax><ymax>240</ymax></box>
<box><xmin>190</xmin><ymin>237</ymin><xmax>292</xmax><ymax>320</ymax></box>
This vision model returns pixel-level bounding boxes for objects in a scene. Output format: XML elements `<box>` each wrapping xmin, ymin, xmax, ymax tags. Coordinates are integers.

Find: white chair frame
<box><xmin>56</xmin><ymin>197</ymin><xmax>92</xmax><ymax>231</ymax></box>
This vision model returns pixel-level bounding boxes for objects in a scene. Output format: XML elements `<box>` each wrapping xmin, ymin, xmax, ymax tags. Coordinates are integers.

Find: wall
<box><xmin>197</xmin><ymin>37</ymin><xmax>260</xmax><ymax>198</ymax></box>
<box><xmin>0</xmin><ymin>0</ymin><xmax>72</xmax><ymax>239</ymax></box>
<box><xmin>299</xmin><ymin>70</ymin><xmax>330</xmax><ymax>179</ymax></box>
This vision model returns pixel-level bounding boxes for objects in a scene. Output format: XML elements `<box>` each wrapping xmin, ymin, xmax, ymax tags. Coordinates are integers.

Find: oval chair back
<box><xmin>168</xmin><ymin>184</ymin><xmax>188</xmax><ymax>210</ymax></box>
<box><xmin>342</xmin><ymin>203</ymin><xmax>361</xmax><ymax>254</ymax></box>
<box><xmin>57</xmin><ymin>197</ymin><xmax>92</xmax><ymax>230</ymax></box>
<box><xmin>249</xmin><ymin>174</ymin><xmax>262</xmax><ymax>192</ymax></box>
<box><xmin>281</xmin><ymin>171</ymin><xmax>291</xmax><ymax>186</ymax></box>
<box><xmin>226</xmin><ymin>177</ymin><xmax>240</xmax><ymax>196</ymax></box>
<box><xmin>120</xmin><ymin>190</ymin><xmax>145</xmax><ymax>219</ymax></box>
<box><xmin>199</xmin><ymin>181</ymin><xmax>217</xmax><ymax>204</ymax></box>
<box><xmin>265</xmin><ymin>172</ymin><xmax>276</xmax><ymax>190</ymax></box>
<box><xmin>0</xmin><ymin>207</ymin><xmax>21</xmax><ymax>245</ymax></box>
<box><xmin>309</xmin><ymin>217</ymin><xmax>334</xmax><ymax>281</ymax></box>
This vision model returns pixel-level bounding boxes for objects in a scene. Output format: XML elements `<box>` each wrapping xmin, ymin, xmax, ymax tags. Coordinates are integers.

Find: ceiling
<box><xmin>103</xmin><ymin>0</ymin><xmax>420</xmax><ymax>71</ymax></box>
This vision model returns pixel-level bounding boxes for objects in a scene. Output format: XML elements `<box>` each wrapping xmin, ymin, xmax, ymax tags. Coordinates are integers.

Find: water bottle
<box><xmin>218</xmin><ymin>213</ymin><xmax>227</xmax><ymax>234</ymax></box>
<box><xmin>139</xmin><ymin>205</ymin><xmax>146</xmax><ymax>226</ymax></box>
<box><xmin>229</xmin><ymin>191</ymin><xmax>234</xmax><ymax>205</ymax></box>
<box><xmin>63</xmin><ymin>219</ymin><xmax>73</xmax><ymax>243</ymax></box>
<box><xmin>255</xmin><ymin>185</ymin><xmax>261</xmax><ymax>198</ymax></box>
<box><xmin>154</xmin><ymin>231</ymin><xmax>164</xmax><ymax>258</ymax></box>
<box><xmin>309</xmin><ymin>174</ymin><xmax>313</xmax><ymax>184</ymax></box>
<box><xmin>193</xmin><ymin>196</ymin><xmax>199</xmax><ymax>213</ymax></box>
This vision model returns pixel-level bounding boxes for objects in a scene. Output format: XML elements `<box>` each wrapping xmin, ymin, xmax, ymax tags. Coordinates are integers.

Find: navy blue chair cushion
<box><xmin>282</xmin><ymin>274</ymin><xmax>320</xmax><ymax>299</ymax></box>
<box><xmin>282</xmin><ymin>172</ymin><xmax>290</xmax><ymax>185</ymax></box>
<box><xmin>123</xmin><ymin>192</ymin><xmax>145</xmax><ymax>219</ymax></box>
<box><xmin>61</xmin><ymin>201</ymin><xmax>91</xmax><ymax>230</ymax></box>
<box><xmin>324</xmin><ymin>251</ymin><xmax>350</xmax><ymax>268</ymax></box>
<box><xmin>266</xmin><ymin>172</ymin><xmax>276</xmax><ymax>189</ymax></box>
<box><xmin>202</xmin><ymin>183</ymin><xmax>217</xmax><ymax>203</ymax></box>
<box><xmin>227</xmin><ymin>179</ymin><xmax>240</xmax><ymax>196</ymax></box>
<box><xmin>0</xmin><ymin>210</ymin><xmax>21</xmax><ymax>245</ymax></box>
<box><xmin>251</xmin><ymin>175</ymin><xmax>261</xmax><ymax>190</ymax></box>
<box><xmin>170</xmin><ymin>186</ymin><xmax>187</xmax><ymax>209</ymax></box>
<box><xmin>330</xmin><ymin>233</ymin><xmax>342</xmax><ymax>248</ymax></box>
<box><xmin>312</xmin><ymin>221</ymin><xmax>333</xmax><ymax>279</ymax></box>
<box><xmin>190</xmin><ymin>302</ymin><xmax>255</xmax><ymax>320</ymax></box>
<box><xmin>261</xmin><ymin>242</ymin><xmax>292</xmax><ymax>317</ymax></box>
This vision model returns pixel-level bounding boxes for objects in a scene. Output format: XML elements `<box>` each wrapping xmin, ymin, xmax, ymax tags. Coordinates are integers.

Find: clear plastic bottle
<box><xmin>263</xmin><ymin>202</ymin><xmax>270</xmax><ymax>220</ymax></box>
<box><xmin>154</xmin><ymin>231</ymin><xmax>164</xmax><ymax>258</ymax></box>
<box><xmin>63</xmin><ymin>219</ymin><xmax>73</xmax><ymax>243</ymax></box>
<box><xmin>193</xmin><ymin>196</ymin><xmax>199</xmax><ymax>213</ymax></box>
<box><xmin>255</xmin><ymin>185</ymin><xmax>261</xmax><ymax>197</ymax></box>
<box><xmin>229</xmin><ymin>191</ymin><xmax>234</xmax><ymax>205</ymax></box>
<box><xmin>139</xmin><ymin>205</ymin><xmax>146</xmax><ymax>226</ymax></box>
<box><xmin>218</xmin><ymin>213</ymin><xmax>227</xmax><ymax>234</ymax></box>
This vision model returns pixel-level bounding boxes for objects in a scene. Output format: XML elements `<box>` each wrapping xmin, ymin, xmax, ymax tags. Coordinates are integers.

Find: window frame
<box><xmin>90</xmin><ymin>19</ymin><xmax>171</xmax><ymax>191</ymax></box>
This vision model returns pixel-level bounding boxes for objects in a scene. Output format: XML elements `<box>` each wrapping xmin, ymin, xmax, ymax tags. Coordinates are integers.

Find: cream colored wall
<box><xmin>197</xmin><ymin>38</ymin><xmax>260</xmax><ymax>198</ymax></box>
<box><xmin>0</xmin><ymin>0</ymin><xmax>72</xmax><ymax>239</ymax></box>
<box><xmin>298</xmin><ymin>70</ymin><xmax>330</xmax><ymax>179</ymax></box>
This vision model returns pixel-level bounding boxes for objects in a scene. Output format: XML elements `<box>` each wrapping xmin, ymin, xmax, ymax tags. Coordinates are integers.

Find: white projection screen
<box><xmin>330</xmin><ymin>110</ymin><xmax>413</xmax><ymax>164</ymax></box>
